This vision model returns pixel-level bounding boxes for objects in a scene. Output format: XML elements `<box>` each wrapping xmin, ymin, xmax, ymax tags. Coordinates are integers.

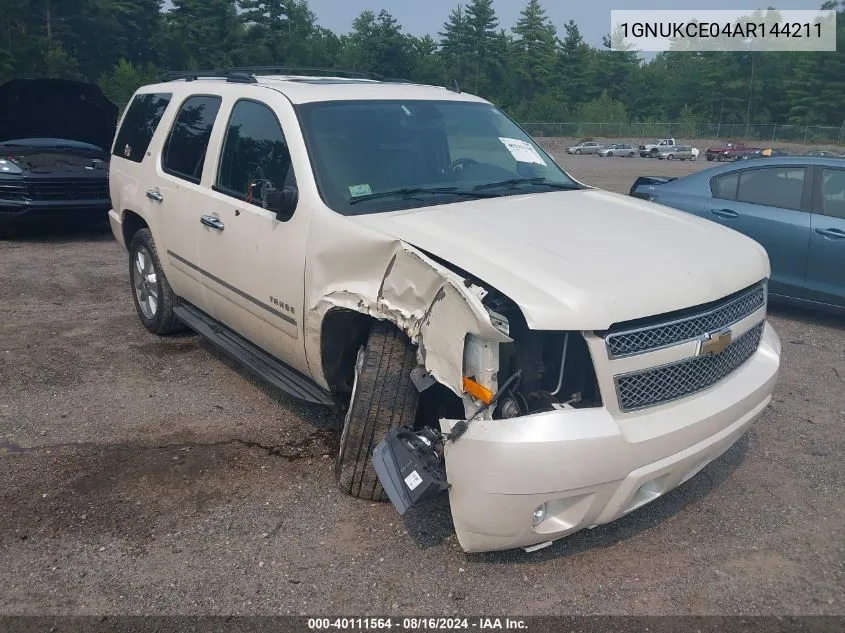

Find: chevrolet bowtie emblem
<box><xmin>698</xmin><ymin>329</ymin><xmax>732</xmax><ymax>357</ymax></box>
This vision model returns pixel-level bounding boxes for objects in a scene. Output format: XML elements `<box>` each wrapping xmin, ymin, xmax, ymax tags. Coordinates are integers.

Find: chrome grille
<box><xmin>615</xmin><ymin>322</ymin><xmax>764</xmax><ymax>412</ymax></box>
<box><xmin>604</xmin><ymin>282</ymin><xmax>766</xmax><ymax>358</ymax></box>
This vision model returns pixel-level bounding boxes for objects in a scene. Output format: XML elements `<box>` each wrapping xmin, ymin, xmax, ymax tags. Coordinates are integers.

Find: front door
<box><xmin>194</xmin><ymin>95</ymin><xmax>310</xmax><ymax>375</ymax></box>
<box><xmin>707</xmin><ymin>165</ymin><xmax>812</xmax><ymax>298</ymax></box>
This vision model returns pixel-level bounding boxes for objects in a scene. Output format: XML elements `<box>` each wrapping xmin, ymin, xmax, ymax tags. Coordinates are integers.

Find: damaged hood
<box><xmin>0</xmin><ymin>79</ymin><xmax>118</xmax><ymax>151</ymax></box>
<box><xmin>350</xmin><ymin>189</ymin><xmax>770</xmax><ymax>330</ymax></box>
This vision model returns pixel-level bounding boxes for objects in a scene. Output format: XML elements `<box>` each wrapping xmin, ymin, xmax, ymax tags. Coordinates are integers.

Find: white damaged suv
<box><xmin>109</xmin><ymin>70</ymin><xmax>781</xmax><ymax>553</ymax></box>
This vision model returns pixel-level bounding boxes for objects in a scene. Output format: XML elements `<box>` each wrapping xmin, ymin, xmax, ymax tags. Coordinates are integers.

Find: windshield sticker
<box><xmin>348</xmin><ymin>184</ymin><xmax>373</xmax><ymax>197</ymax></box>
<box><xmin>499</xmin><ymin>137</ymin><xmax>547</xmax><ymax>166</ymax></box>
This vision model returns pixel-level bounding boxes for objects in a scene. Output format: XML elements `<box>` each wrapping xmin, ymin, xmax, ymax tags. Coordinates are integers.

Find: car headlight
<box><xmin>0</xmin><ymin>159</ymin><xmax>22</xmax><ymax>175</ymax></box>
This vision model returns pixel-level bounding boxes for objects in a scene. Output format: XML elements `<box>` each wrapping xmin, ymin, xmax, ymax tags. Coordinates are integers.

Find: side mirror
<box><xmin>265</xmin><ymin>186</ymin><xmax>298</xmax><ymax>222</ymax></box>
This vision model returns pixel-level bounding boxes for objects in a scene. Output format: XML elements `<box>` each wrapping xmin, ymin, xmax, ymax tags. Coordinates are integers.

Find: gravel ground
<box><xmin>0</xmin><ymin>153</ymin><xmax>843</xmax><ymax>616</ymax></box>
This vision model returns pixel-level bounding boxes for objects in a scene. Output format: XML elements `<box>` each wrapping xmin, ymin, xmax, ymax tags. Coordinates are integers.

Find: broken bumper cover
<box><xmin>442</xmin><ymin>321</ymin><xmax>780</xmax><ymax>553</ymax></box>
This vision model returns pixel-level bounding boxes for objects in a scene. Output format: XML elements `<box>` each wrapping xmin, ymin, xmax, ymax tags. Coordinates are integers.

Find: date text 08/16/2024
<box><xmin>307</xmin><ymin>618</ymin><xmax>528</xmax><ymax>630</ymax></box>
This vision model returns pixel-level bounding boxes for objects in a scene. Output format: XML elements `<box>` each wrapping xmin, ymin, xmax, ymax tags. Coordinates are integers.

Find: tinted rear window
<box><xmin>711</xmin><ymin>173</ymin><xmax>739</xmax><ymax>200</ymax></box>
<box><xmin>112</xmin><ymin>93</ymin><xmax>172</xmax><ymax>163</ymax></box>
<box><xmin>162</xmin><ymin>95</ymin><xmax>222</xmax><ymax>184</ymax></box>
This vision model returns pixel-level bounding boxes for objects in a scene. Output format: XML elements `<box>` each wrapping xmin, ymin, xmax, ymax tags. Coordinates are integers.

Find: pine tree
<box><xmin>238</xmin><ymin>0</ymin><xmax>320</xmax><ymax>65</ymax></box>
<box><xmin>511</xmin><ymin>0</ymin><xmax>556</xmax><ymax>102</ymax></box>
<box><xmin>162</xmin><ymin>0</ymin><xmax>242</xmax><ymax>70</ymax></box>
<box><xmin>438</xmin><ymin>5</ymin><xmax>470</xmax><ymax>87</ymax></box>
<box><xmin>340</xmin><ymin>9</ymin><xmax>414</xmax><ymax>80</ymax></box>
<box><xmin>463</xmin><ymin>0</ymin><xmax>499</xmax><ymax>94</ymax></box>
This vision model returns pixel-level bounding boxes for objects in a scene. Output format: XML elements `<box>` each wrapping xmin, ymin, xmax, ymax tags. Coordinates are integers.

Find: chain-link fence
<box><xmin>521</xmin><ymin>122</ymin><xmax>845</xmax><ymax>146</ymax></box>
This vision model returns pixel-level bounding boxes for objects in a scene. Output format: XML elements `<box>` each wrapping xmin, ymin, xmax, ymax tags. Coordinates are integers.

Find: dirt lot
<box><xmin>0</xmin><ymin>153</ymin><xmax>843</xmax><ymax>616</ymax></box>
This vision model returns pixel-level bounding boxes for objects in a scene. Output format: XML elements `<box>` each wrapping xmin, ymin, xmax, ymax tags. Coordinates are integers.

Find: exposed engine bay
<box><xmin>480</xmin><ymin>290</ymin><xmax>603</xmax><ymax>418</ymax></box>
<box><xmin>2</xmin><ymin>149</ymin><xmax>107</xmax><ymax>175</ymax></box>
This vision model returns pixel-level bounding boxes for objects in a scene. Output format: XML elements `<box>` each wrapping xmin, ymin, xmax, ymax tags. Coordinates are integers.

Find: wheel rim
<box><xmin>133</xmin><ymin>246</ymin><xmax>159</xmax><ymax>320</ymax></box>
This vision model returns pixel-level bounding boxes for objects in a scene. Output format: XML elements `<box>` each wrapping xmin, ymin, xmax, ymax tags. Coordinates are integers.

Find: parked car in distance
<box><xmin>705</xmin><ymin>141</ymin><xmax>759</xmax><ymax>162</ymax></box>
<box><xmin>657</xmin><ymin>146</ymin><xmax>698</xmax><ymax>161</ymax></box>
<box><xmin>110</xmin><ymin>70</ymin><xmax>781</xmax><ymax>554</ymax></box>
<box><xmin>630</xmin><ymin>157</ymin><xmax>845</xmax><ymax>314</ymax></box>
<box><xmin>566</xmin><ymin>141</ymin><xmax>603</xmax><ymax>155</ymax></box>
<box><xmin>597</xmin><ymin>143</ymin><xmax>636</xmax><ymax>157</ymax></box>
<box><xmin>738</xmin><ymin>148</ymin><xmax>792</xmax><ymax>160</ymax></box>
<box><xmin>0</xmin><ymin>78</ymin><xmax>118</xmax><ymax>234</ymax></box>
<box><xmin>805</xmin><ymin>149</ymin><xmax>842</xmax><ymax>158</ymax></box>
<box><xmin>639</xmin><ymin>138</ymin><xmax>677</xmax><ymax>157</ymax></box>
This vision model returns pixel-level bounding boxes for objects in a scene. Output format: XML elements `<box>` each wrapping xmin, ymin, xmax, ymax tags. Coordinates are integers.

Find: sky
<box><xmin>163</xmin><ymin>1</ymin><xmax>827</xmax><ymax>47</ymax></box>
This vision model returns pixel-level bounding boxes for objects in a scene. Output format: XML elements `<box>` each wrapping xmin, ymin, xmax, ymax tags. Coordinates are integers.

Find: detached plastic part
<box><xmin>372</xmin><ymin>427</ymin><xmax>448</xmax><ymax>515</ymax></box>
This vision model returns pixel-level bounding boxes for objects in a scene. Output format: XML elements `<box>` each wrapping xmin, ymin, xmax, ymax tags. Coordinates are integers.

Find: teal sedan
<box><xmin>630</xmin><ymin>157</ymin><xmax>845</xmax><ymax>314</ymax></box>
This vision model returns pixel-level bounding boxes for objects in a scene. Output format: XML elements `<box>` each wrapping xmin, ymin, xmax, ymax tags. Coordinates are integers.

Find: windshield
<box><xmin>296</xmin><ymin>100</ymin><xmax>581</xmax><ymax>215</ymax></box>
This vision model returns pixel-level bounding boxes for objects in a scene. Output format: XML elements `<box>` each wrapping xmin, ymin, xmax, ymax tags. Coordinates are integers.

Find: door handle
<box><xmin>146</xmin><ymin>189</ymin><xmax>164</xmax><ymax>203</ymax></box>
<box><xmin>710</xmin><ymin>208</ymin><xmax>739</xmax><ymax>219</ymax></box>
<box><xmin>200</xmin><ymin>215</ymin><xmax>225</xmax><ymax>231</ymax></box>
<box><xmin>815</xmin><ymin>227</ymin><xmax>845</xmax><ymax>240</ymax></box>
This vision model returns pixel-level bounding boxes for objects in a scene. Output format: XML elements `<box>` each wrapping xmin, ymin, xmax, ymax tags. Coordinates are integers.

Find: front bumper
<box><xmin>441</xmin><ymin>321</ymin><xmax>780</xmax><ymax>553</ymax></box>
<box><xmin>0</xmin><ymin>198</ymin><xmax>110</xmax><ymax>224</ymax></box>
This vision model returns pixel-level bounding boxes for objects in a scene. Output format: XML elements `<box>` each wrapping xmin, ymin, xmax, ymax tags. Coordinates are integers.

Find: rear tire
<box><xmin>128</xmin><ymin>228</ymin><xmax>184</xmax><ymax>335</ymax></box>
<box><xmin>336</xmin><ymin>320</ymin><xmax>420</xmax><ymax>501</ymax></box>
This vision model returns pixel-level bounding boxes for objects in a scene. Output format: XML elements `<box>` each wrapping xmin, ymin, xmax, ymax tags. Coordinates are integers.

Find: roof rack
<box><xmin>228</xmin><ymin>66</ymin><xmax>379</xmax><ymax>79</ymax></box>
<box><xmin>159</xmin><ymin>66</ymin><xmax>416</xmax><ymax>85</ymax></box>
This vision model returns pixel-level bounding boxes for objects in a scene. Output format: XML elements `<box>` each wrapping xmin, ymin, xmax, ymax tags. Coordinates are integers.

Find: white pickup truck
<box><xmin>639</xmin><ymin>138</ymin><xmax>678</xmax><ymax>157</ymax></box>
<box><xmin>109</xmin><ymin>70</ymin><xmax>781</xmax><ymax>554</ymax></box>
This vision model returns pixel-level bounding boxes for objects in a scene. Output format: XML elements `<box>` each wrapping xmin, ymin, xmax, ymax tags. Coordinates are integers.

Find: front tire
<box><xmin>574</xmin><ymin>149</ymin><xmax>581</xmax><ymax>155</ymax></box>
<box><xmin>336</xmin><ymin>321</ymin><xmax>420</xmax><ymax>501</ymax></box>
<box><xmin>128</xmin><ymin>228</ymin><xmax>183</xmax><ymax>335</ymax></box>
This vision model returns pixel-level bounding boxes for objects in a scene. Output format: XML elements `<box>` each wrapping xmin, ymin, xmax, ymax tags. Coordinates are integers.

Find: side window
<box><xmin>737</xmin><ymin>167</ymin><xmax>805</xmax><ymax>211</ymax></box>
<box><xmin>215</xmin><ymin>99</ymin><xmax>295</xmax><ymax>208</ymax></box>
<box><xmin>162</xmin><ymin>95</ymin><xmax>222</xmax><ymax>184</ymax></box>
<box><xmin>821</xmin><ymin>168</ymin><xmax>845</xmax><ymax>219</ymax></box>
<box><xmin>112</xmin><ymin>92</ymin><xmax>172</xmax><ymax>163</ymax></box>
<box><xmin>711</xmin><ymin>173</ymin><xmax>739</xmax><ymax>200</ymax></box>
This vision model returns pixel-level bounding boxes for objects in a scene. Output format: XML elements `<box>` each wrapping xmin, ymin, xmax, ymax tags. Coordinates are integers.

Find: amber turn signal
<box><xmin>462</xmin><ymin>376</ymin><xmax>494</xmax><ymax>404</ymax></box>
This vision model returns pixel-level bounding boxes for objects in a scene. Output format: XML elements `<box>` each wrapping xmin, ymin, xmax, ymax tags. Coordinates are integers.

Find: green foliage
<box><xmin>579</xmin><ymin>90</ymin><xmax>627</xmax><ymax>123</ymax></box>
<box><xmin>511</xmin><ymin>0</ymin><xmax>557</xmax><ymax>102</ymax></box>
<box><xmin>338</xmin><ymin>9</ymin><xmax>414</xmax><ymax>79</ymax></box>
<box><xmin>98</xmin><ymin>58</ymin><xmax>159</xmax><ymax>106</ymax></box>
<box><xmin>677</xmin><ymin>105</ymin><xmax>698</xmax><ymax>137</ymax></box>
<box><xmin>0</xmin><ymin>0</ymin><xmax>842</xmax><ymax>131</ymax></box>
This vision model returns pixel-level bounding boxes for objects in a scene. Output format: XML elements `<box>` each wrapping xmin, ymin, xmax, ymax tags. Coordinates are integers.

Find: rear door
<box><xmin>804</xmin><ymin>165</ymin><xmax>845</xmax><ymax>308</ymax></box>
<box><xmin>707</xmin><ymin>165</ymin><xmax>812</xmax><ymax>298</ymax></box>
<box><xmin>155</xmin><ymin>94</ymin><xmax>223</xmax><ymax>314</ymax></box>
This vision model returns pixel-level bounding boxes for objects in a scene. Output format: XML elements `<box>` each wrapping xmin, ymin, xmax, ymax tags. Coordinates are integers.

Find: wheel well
<box><xmin>320</xmin><ymin>309</ymin><xmax>376</xmax><ymax>397</ymax></box>
<box><xmin>319</xmin><ymin>308</ymin><xmax>465</xmax><ymax>426</ymax></box>
<box><xmin>122</xmin><ymin>210</ymin><xmax>148</xmax><ymax>247</ymax></box>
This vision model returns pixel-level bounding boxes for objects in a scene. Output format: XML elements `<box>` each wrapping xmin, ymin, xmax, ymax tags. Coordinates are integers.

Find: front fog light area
<box><xmin>532</xmin><ymin>503</ymin><xmax>547</xmax><ymax>526</ymax></box>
